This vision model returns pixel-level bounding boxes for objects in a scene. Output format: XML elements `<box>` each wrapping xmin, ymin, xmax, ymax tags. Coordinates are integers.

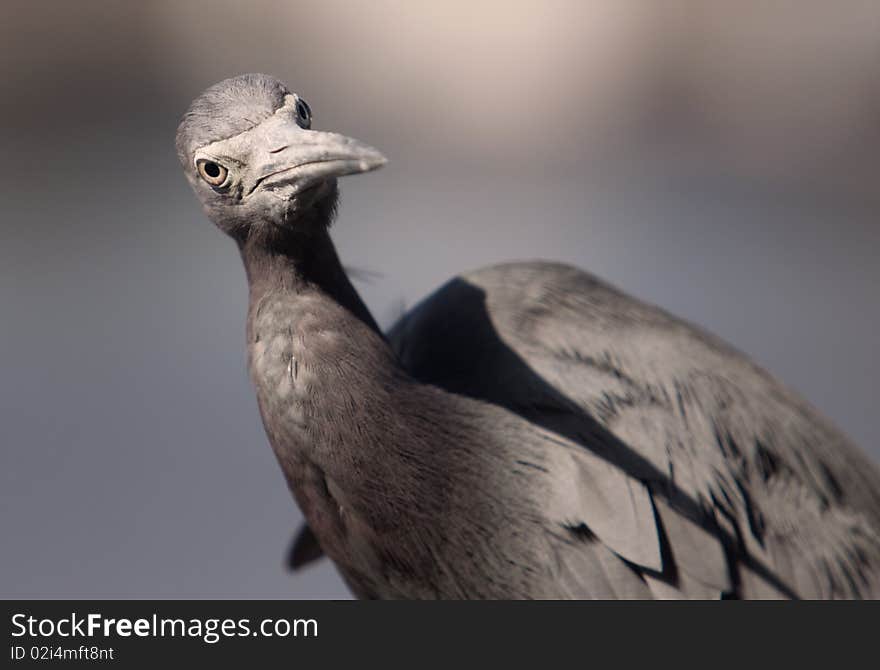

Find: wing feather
<box><xmin>551</xmin><ymin>442</ymin><xmax>662</xmax><ymax>571</ymax></box>
<box><xmin>548</xmin><ymin>528</ymin><xmax>653</xmax><ymax>599</ymax></box>
<box><xmin>652</xmin><ymin>494</ymin><xmax>731</xmax><ymax>592</ymax></box>
<box><xmin>390</xmin><ymin>261</ymin><xmax>880</xmax><ymax>598</ymax></box>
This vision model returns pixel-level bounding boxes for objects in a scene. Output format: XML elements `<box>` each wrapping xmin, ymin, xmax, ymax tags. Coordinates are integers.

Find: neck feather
<box><xmin>235</xmin><ymin>209</ymin><xmax>463</xmax><ymax>551</ymax></box>
<box><xmin>238</xmin><ymin>214</ymin><xmax>407</xmax><ymax>473</ymax></box>
<box><xmin>239</xmin><ymin>220</ymin><xmax>381</xmax><ymax>336</ymax></box>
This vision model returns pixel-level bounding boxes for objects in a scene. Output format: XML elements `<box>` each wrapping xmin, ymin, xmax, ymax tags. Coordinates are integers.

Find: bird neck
<box><xmin>238</xmin><ymin>218</ymin><xmax>418</xmax><ymax>501</ymax></box>
<box><xmin>238</xmin><ymin>223</ymin><xmax>381</xmax><ymax>336</ymax></box>
<box><xmin>236</xmin><ymin>214</ymin><xmax>463</xmax><ymax>557</ymax></box>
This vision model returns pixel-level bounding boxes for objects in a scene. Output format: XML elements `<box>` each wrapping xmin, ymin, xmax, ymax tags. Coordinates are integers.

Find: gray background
<box><xmin>1</xmin><ymin>1</ymin><xmax>877</xmax><ymax>598</ymax></box>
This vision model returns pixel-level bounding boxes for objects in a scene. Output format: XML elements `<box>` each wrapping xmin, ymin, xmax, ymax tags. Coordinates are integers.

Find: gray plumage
<box><xmin>178</xmin><ymin>74</ymin><xmax>880</xmax><ymax>599</ymax></box>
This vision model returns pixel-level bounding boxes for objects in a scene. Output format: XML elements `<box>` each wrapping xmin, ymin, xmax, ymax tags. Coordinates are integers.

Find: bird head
<box><xmin>176</xmin><ymin>73</ymin><xmax>386</xmax><ymax>240</ymax></box>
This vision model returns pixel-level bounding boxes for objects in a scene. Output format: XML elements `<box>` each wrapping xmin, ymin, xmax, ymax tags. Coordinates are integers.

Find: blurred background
<box><xmin>1</xmin><ymin>1</ymin><xmax>878</xmax><ymax>598</ymax></box>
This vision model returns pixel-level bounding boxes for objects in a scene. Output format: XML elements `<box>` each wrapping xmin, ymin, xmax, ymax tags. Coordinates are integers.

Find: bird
<box><xmin>176</xmin><ymin>73</ymin><xmax>880</xmax><ymax>599</ymax></box>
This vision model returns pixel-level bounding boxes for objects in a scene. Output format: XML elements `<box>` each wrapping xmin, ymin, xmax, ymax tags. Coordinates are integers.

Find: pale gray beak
<box><xmin>252</xmin><ymin>123</ymin><xmax>387</xmax><ymax>199</ymax></box>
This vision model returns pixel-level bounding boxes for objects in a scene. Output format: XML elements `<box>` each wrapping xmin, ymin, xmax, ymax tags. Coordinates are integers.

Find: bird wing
<box><xmin>388</xmin><ymin>261</ymin><xmax>880</xmax><ymax>598</ymax></box>
<box><xmin>286</xmin><ymin>523</ymin><xmax>324</xmax><ymax>571</ymax></box>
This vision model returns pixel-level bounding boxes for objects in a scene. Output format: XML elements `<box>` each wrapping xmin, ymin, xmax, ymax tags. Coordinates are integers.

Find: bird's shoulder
<box><xmin>389</xmin><ymin>260</ymin><xmax>880</xmax><ymax>598</ymax></box>
<box><xmin>389</xmin><ymin>259</ymin><xmax>759</xmax><ymax>410</ymax></box>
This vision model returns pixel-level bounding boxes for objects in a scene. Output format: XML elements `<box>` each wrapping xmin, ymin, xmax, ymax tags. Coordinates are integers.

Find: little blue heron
<box><xmin>176</xmin><ymin>74</ymin><xmax>880</xmax><ymax>599</ymax></box>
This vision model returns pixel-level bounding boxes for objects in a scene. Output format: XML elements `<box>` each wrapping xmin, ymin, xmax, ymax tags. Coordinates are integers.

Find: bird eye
<box><xmin>197</xmin><ymin>159</ymin><xmax>229</xmax><ymax>187</ymax></box>
<box><xmin>295</xmin><ymin>99</ymin><xmax>311</xmax><ymax>129</ymax></box>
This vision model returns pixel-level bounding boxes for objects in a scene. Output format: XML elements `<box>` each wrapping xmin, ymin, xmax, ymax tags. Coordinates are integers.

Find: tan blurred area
<box><xmin>2</xmin><ymin>1</ymin><xmax>878</xmax><ymax>195</ymax></box>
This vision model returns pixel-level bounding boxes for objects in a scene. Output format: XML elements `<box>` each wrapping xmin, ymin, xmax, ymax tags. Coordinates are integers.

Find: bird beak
<box><xmin>253</xmin><ymin>123</ymin><xmax>387</xmax><ymax>199</ymax></box>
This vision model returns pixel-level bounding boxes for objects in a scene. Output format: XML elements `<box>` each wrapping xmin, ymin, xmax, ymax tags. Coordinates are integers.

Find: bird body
<box><xmin>389</xmin><ymin>261</ymin><xmax>880</xmax><ymax>598</ymax></box>
<box><xmin>178</xmin><ymin>74</ymin><xmax>880</xmax><ymax>599</ymax></box>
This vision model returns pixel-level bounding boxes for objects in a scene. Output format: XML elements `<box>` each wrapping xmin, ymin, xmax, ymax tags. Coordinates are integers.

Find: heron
<box><xmin>176</xmin><ymin>74</ymin><xmax>880</xmax><ymax>599</ymax></box>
